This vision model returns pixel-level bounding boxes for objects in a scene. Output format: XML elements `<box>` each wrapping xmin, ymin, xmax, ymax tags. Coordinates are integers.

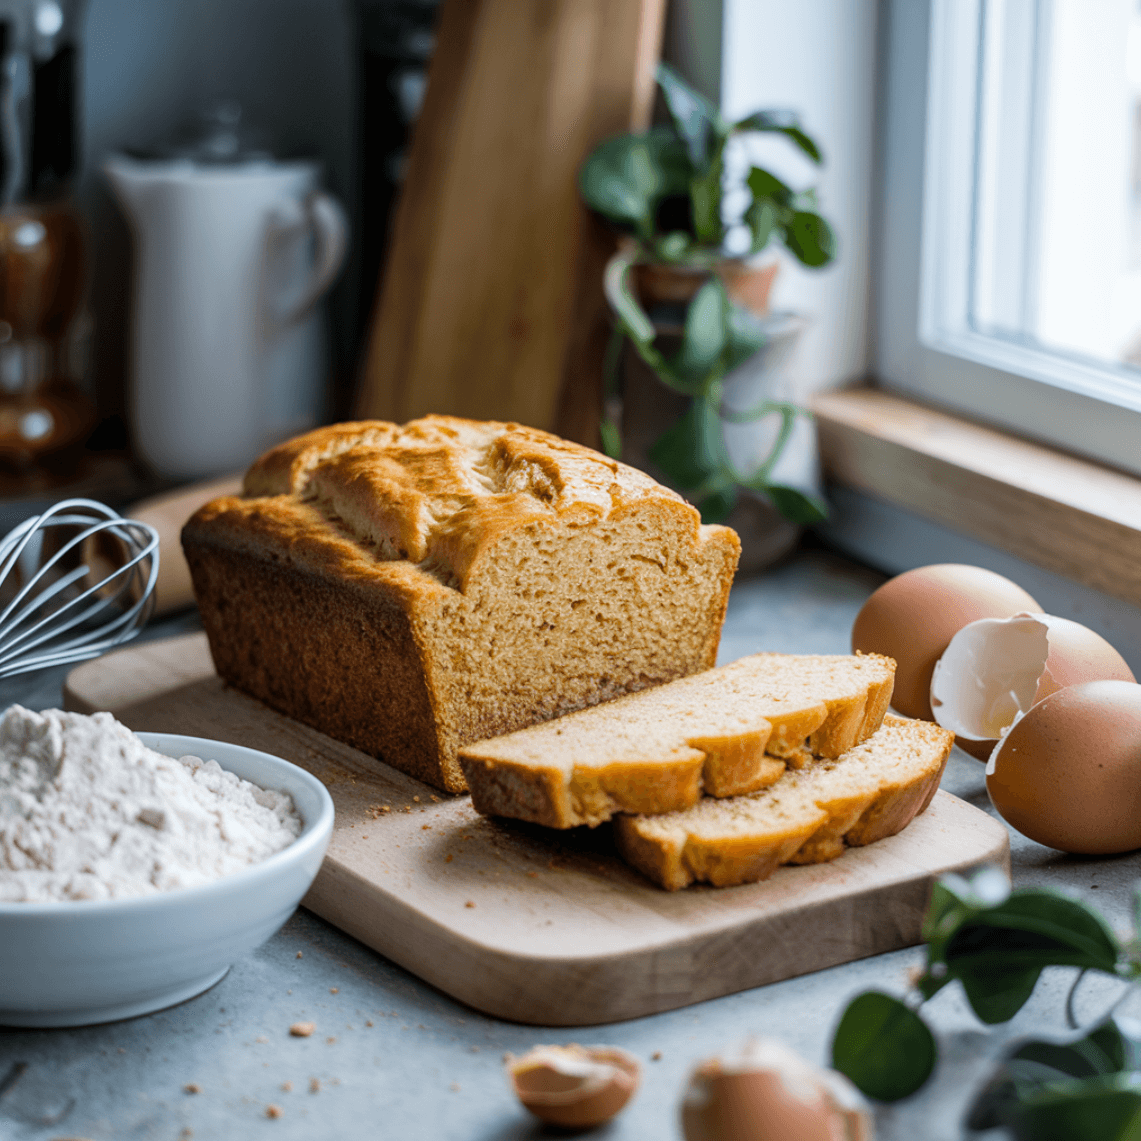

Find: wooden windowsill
<box><xmin>812</xmin><ymin>387</ymin><xmax>1141</xmax><ymax>607</ymax></box>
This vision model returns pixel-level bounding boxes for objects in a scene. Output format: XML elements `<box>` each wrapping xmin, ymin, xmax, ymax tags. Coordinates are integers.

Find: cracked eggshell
<box><xmin>930</xmin><ymin>614</ymin><xmax>1135</xmax><ymax>759</ymax></box>
<box><xmin>986</xmin><ymin>680</ymin><xmax>1141</xmax><ymax>853</ymax></box>
<box><xmin>681</xmin><ymin>1038</ymin><xmax>873</xmax><ymax>1141</ymax></box>
<box><xmin>506</xmin><ymin>1043</ymin><xmax>640</xmax><ymax>1129</ymax></box>
<box><xmin>851</xmin><ymin>565</ymin><xmax>1041</xmax><ymax>721</ymax></box>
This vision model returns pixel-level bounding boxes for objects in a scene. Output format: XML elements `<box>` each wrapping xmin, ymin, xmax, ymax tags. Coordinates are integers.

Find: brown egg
<box><xmin>1033</xmin><ymin>616</ymin><xmax>1135</xmax><ymax>700</ymax></box>
<box><xmin>987</xmin><ymin>680</ymin><xmax>1141</xmax><ymax>853</ymax></box>
<box><xmin>930</xmin><ymin>614</ymin><xmax>1135</xmax><ymax>761</ymax></box>
<box><xmin>506</xmin><ymin>1043</ymin><xmax>640</xmax><ymax>1128</ymax></box>
<box><xmin>851</xmin><ymin>565</ymin><xmax>1042</xmax><ymax>721</ymax></box>
<box><xmin>681</xmin><ymin>1039</ymin><xmax>872</xmax><ymax>1141</ymax></box>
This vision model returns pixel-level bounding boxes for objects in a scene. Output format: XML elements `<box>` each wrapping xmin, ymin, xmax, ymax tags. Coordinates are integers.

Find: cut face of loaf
<box><xmin>613</xmin><ymin>714</ymin><xmax>953</xmax><ymax>890</ymax></box>
<box><xmin>182</xmin><ymin>416</ymin><xmax>740</xmax><ymax>793</ymax></box>
<box><xmin>458</xmin><ymin>652</ymin><xmax>895</xmax><ymax>828</ymax></box>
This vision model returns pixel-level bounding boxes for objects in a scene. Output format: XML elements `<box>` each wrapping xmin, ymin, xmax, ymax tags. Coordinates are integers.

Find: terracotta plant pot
<box><xmin>632</xmin><ymin>258</ymin><xmax>780</xmax><ymax>317</ymax></box>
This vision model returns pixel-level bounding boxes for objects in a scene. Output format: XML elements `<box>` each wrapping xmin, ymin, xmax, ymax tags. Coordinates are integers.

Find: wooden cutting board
<box><xmin>356</xmin><ymin>0</ymin><xmax>667</xmax><ymax>447</ymax></box>
<box><xmin>63</xmin><ymin>633</ymin><xmax>1011</xmax><ymax>1027</ymax></box>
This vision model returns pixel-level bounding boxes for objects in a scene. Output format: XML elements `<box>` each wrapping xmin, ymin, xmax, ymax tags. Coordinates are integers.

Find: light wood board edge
<box><xmin>305</xmin><ymin>791</ymin><xmax>1010</xmax><ymax>1026</ymax></box>
<box><xmin>814</xmin><ymin>387</ymin><xmax>1141</xmax><ymax>606</ymax></box>
<box><xmin>62</xmin><ymin>633</ymin><xmax>1012</xmax><ymax>1027</ymax></box>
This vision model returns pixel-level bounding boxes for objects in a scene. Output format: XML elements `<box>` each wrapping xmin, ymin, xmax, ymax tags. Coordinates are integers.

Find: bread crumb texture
<box><xmin>614</xmin><ymin>715</ymin><xmax>953</xmax><ymax>889</ymax></box>
<box><xmin>183</xmin><ymin>416</ymin><xmax>739</xmax><ymax>793</ymax></box>
<box><xmin>459</xmin><ymin>652</ymin><xmax>895</xmax><ymax>828</ymax></box>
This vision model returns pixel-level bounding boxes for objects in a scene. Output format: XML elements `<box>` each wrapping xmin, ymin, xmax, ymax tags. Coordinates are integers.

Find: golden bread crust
<box><xmin>184</xmin><ymin>415</ymin><xmax>740</xmax><ymax>792</ymax></box>
<box><xmin>613</xmin><ymin>714</ymin><xmax>953</xmax><ymax>890</ymax></box>
<box><xmin>459</xmin><ymin>652</ymin><xmax>896</xmax><ymax>827</ymax></box>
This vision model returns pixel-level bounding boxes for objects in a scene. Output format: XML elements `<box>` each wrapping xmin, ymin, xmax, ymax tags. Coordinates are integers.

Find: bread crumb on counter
<box><xmin>282</xmin><ymin>1081</ymin><xmax>293</xmax><ymax>1092</ymax></box>
<box><xmin>184</xmin><ymin>1082</ymin><xmax>202</xmax><ymax>1094</ymax></box>
<box><xmin>266</xmin><ymin>1104</ymin><xmax>282</xmax><ymax>1119</ymax></box>
<box><xmin>309</xmin><ymin>1078</ymin><xmax>321</xmax><ymax>1094</ymax></box>
<box><xmin>295</xmin><ymin>951</ymin><xmax>303</xmax><ymax>959</ymax></box>
<box><xmin>329</xmin><ymin>987</ymin><xmax>338</xmax><ymax>994</ymax></box>
<box><xmin>465</xmin><ymin>901</ymin><xmax>475</xmax><ymax>908</ymax></box>
<box><xmin>289</xmin><ymin>1022</ymin><xmax>315</xmax><ymax>1038</ymax></box>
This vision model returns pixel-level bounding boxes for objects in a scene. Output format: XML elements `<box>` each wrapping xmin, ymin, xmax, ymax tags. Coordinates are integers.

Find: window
<box><xmin>877</xmin><ymin>0</ymin><xmax>1141</xmax><ymax>478</ymax></box>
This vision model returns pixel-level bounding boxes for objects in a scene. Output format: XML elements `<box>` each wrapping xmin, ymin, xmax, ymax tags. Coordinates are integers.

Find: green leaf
<box><xmin>831</xmin><ymin>991</ymin><xmax>936</xmax><ymax>1102</ymax></box>
<box><xmin>969</xmin><ymin>1023</ymin><xmax>1140</xmax><ymax>1133</ymax></box>
<box><xmin>689</xmin><ymin>136</ymin><xmax>727</xmax><ymax>246</ymax></box>
<box><xmin>648</xmin><ymin>402</ymin><xmax>720</xmax><ymax>490</ymax></box>
<box><xmin>1015</xmin><ymin>1024</ymin><xmax>1131</xmax><ymax>1079</ymax></box>
<box><xmin>603</xmin><ymin>249</ymin><xmax>656</xmax><ymax>345</ymax></box>
<box><xmin>723</xmin><ymin>304</ymin><xmax>767</xmax><ymax>373</ymax></box>
<box><xmin>697</xmin><ymin>484</ymin><xmax>738</xmax><ymax>524</ymax></box>
<box><xmin>655</xmin><ymin>62</ymin><xmax>724</xmax><ymax>170</ymax></box>
<box><xmin>948</xmin><ymin>893</ymin><xmax>1122</xmax><ymax>977</ymax></box>
<box><xmin>960</xmin><ymin>965</ymin><xmax>1044</xmax><ymax>1025</ymax></box>
<box><xmin>784</xmin><ymin>210</ymin><xmax>837</xmax><ymax>267</ymax></box>
<box><xmin>733</xmin><ymin>112</ymin><xmax>824</xmax><ymax>164</ymax></box>
<box><xmin>599</xmin><ymin>418</ymin><xmax>621</xmax><ymax>460</ymax></box>
<box><xmin>1012</xmin><ymin>1075</ymin><xmax>1141</xmax><ymax>1141</ymax></box>
<box><xmin>671</xmin><ymin>279</ymin><xmax>728</xmax><ymax>386</ymax></box>
<box><xmin>778</xmin><ymin>125</ymin><xmax>823</xmax><ymax>163</ymax></box>
<box><xmin>919</xmin><ymin>880</ymin><xmax>1123</xmax><ymax>1025</ymax></box>
<box><xmin>745</xmin><ymin>199</ymin><xmax>777</xmax><ymax>255</ymax></box>
<box><xmin>746</xmin><ymin>166</ymin><xmax>794</xmax><ymax>205</ymax></box>
<box><xmin>653</xmin><ymin>231</ymin><xmax>691</xmax><ymax>262</ymax></box>
<box><xmin>764</xmin><ymin>485</ymin><xmax>828</xmax><ymax>524</ymax></box>
<box><xmin>579</xmin><ymin>129</ymin><xmax>692</xmax><ymax>238</ymax></box>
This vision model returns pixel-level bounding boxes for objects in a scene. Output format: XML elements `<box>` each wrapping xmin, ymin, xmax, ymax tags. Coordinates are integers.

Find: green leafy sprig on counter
<box><xmin>831</xmin><ymin>867</ymin><xmax>1141</xmax><ymax>1138</ymax></box>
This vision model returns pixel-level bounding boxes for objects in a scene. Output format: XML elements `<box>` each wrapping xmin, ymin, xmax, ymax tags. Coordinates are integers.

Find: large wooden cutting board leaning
<box><xmin>64</xmin><ymin>634</ymin><xmax>1010</xmax><ymax>1027</ymax></box>
<box><xmin>356</xmin><ymin>0</ymin><xmax>667</xmax><ymax>447</ymax></box>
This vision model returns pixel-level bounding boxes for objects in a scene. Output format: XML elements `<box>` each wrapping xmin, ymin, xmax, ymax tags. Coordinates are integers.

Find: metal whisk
<box><xmin>0</xmin><ymin>498</ymin><xmax>159</xmax><ymax>678</ymax></box>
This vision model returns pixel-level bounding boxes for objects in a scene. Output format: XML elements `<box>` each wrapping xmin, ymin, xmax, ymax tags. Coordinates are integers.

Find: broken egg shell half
<box><xmin>986</xmin><ymin>680</ymin><xmax>1141</xmax><ymax>854</ymax></box>
<box><xmin>506</xmin><ymin>1043</ymin><xmax>641</xmax><ymax>1129</ymax></box>
<box><xmin>681</xmin><ymin>1038</ymin><xmax>873</xmax><ymax>1141</ymax></box>
<box><xmin>851</xmin><ymin>564</ymin><xmax>1042</xmax><ymax>722</ymax></box>
<box><xmin>930</xmin><ymin>613</ymin><xmax>1134</xmax><ymax>757</ymax></box>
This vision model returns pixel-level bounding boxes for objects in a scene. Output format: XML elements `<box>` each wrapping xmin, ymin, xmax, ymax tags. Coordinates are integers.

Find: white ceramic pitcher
<box><xmin>105</xmin><ymin>154</ymin><xmax>347</xmax><ymax>480</ymax></box>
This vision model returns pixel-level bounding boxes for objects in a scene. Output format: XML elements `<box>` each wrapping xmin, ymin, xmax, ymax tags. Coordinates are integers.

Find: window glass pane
<box><xmin>971</xmin><ymin>0</ymin><xmax>1141</xmax><ymax>373</ymax></box>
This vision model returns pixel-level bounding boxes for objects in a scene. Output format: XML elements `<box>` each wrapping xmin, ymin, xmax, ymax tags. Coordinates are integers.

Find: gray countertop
<box><xmin>2</xmin><ymin>545</ymin><xmax>1137</xmax><ymax>1141</ymax></box>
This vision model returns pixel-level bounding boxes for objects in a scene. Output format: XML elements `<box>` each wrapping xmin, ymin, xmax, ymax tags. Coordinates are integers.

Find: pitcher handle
<box><xmin>279</xmin><ymin>191</ymin><xmax>348</xmax><ymax>326</ymax></box>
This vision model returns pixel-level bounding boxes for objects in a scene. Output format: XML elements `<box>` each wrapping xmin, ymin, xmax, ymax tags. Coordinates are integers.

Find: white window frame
<box><xmin>876</xmin><ymin>0</ymin><xmax>1141</xmax><ymax>478</ymax></box>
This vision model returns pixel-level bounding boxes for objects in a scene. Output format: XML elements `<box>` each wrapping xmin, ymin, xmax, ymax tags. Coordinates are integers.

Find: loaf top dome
<box><xmin>219</xmin><ymin>415</ymin><xmax>722</xmax><ymax>595</ymax></box>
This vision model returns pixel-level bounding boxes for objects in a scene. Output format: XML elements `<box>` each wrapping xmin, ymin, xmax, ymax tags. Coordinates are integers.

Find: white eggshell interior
<box><xmin>929</xmin><ymin>613</ymin><xmax>1049</xmax><ymax>740</ymax></box>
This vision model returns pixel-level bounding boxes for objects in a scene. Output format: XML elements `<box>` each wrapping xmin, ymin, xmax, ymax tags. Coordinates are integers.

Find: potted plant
<box><xmin>579</xmin><ymin>63</ymin><xmax>836</xmax><ymax>527</ymax></box>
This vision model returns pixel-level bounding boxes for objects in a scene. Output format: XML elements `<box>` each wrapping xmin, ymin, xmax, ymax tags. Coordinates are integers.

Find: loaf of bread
<box><xmin>458</xmin><ymin>652</ymin><xmax>895</xmax><ymax>828</ymax></box>
<box><xmin>182</xmin><ymin>416</ymin><xmax>740</xmax><ymax>793</ymax></box>
<box><xmin>613</xmin><ymin>714</ymin><xmax>953</xmax><ymax>890</ymax></box>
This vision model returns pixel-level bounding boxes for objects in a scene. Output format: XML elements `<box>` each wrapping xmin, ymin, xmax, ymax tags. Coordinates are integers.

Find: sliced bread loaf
<box><xmin>458</xmin><ymin>652</ymin><xmax>895</xmax><ymax>828</ymax></box>
<box><xmin>613</xmin><ymin>714</ymin><xmax>953</xmax><ymax>890</ymax></box>
<box><xmin>183</xmin><ymin>415</ymin><xmax>739</xmax><ymax>793</ymax></box>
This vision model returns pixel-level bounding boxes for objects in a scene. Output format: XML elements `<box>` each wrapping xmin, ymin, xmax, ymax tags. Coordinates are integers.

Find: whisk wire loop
<box><xmin>0</xmin><ymin>499</ymin><xmax>160</xmax><ymax>679</ymax></box>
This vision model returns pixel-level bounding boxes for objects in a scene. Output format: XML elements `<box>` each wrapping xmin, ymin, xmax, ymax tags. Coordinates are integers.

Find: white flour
<box><xmin>0</xmin><ymin>705</ymin><xmax>302</xmax><ymax>902</ymax></box>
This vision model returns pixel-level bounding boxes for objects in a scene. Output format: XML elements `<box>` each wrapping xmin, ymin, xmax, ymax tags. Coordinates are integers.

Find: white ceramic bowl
<box><xmin>0</xmin><ymin>733</ymin><xmax>334</xmax><ymax>1027</ymax></box>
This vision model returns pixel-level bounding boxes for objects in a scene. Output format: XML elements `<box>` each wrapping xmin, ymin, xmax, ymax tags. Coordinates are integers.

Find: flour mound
<box><xmin>0</xmin><ymin>705</ymin><xmax>303</xmax><ymax>902</ymax></box>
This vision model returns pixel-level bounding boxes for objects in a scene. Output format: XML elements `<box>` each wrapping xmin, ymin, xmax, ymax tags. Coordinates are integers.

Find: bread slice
<box><xmin>183</xmin><ymin>416</ymin><xmax>739</xmax><ymax>793</ymax></box>
<box><xmin>458</xmin><ymin>652</ymin><xmax>895</xmax><ymax>828</ymax></box>
<box><xmin>613</xmin><ymin>714</ymin><xmax>953</xmax><ymax>890</ymax></box>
